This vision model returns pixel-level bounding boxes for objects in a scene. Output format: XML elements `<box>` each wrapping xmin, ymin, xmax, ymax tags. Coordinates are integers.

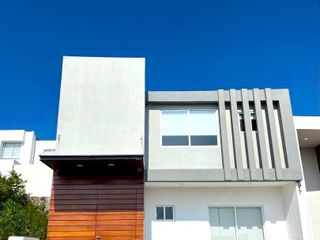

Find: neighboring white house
<box><xmin>0</xmin><ymin>130</ymin><xmax>55</xmax><ymax>197</ymax></box>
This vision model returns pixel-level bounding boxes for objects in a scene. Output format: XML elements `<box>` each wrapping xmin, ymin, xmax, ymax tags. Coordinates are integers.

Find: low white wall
<box><xmin>8</xmin><ymin>237</ymin><xmax>39</xmax><ymax>240</ymax></box>
<box><xmin>281</xmin><ymin>183</ymin><xmax>304</xmax><ymax>240</ymax></box>
<box><xmin>145</xmin><ymin>186</ymin><xmax>301</xmax><ymax>240</ymax></box>
<box><xmin>14</xmin><ymin>163</ymin><xmax>52</xmax><ymax>197</ymax></box>
<box><xmin>0</xmin><ymin>159</ymin><xmax>17</xmax><ymax>175</ymax></box>
<box><xmin>13</xmin><ymin>140</ymin><xmax>55</xmax><ymax>197</ymax></box>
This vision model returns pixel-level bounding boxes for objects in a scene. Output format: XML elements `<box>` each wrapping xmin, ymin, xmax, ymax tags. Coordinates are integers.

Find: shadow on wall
<box><xmin>301</xmin><ymin>148</ymin><xmax>320</xmax><ymax>192</ymax></box>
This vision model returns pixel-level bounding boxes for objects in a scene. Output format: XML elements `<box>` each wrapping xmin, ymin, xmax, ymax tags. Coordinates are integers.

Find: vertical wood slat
<box><xmin>241</xmin><ymin>89</ymin><xmax>258</xmax><ymax>180</ymax></box>
<box><xmin>265</xmin><ymin>88</ymin><xmax>283</xmax><ymax>180</ymax></box>
<box><xmin>218</xmin><ymin>89</ymin><xmax>232</xmax><ymax>180</ymax></box>
<box><xmin>253</xmin><ymin>89</ymin><xmax>273</xmax><ymax>180</ymax></box>
<box><xmin>230</xmin><ymin>89</ymin><xmax>244</xmax><ymax>180</ymax></box>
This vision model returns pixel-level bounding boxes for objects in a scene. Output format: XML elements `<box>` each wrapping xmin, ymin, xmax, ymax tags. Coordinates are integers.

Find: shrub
<box><xmin>0</xmin><ymin>171</ymin><xmax>48</xmax><ymax>240</ymax></box>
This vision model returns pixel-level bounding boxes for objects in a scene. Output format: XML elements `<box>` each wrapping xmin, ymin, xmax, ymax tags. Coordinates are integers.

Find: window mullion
<box><xmin>11</xmin><ymin>145</ymin><xmax>14</xmax><ymax>158</ymax></box>
<box><xmin>187</xmin><ymin>110</ymin><xmax>191</xmax><ymax>146</ymax></box>
<box><xmin>163</xmin><ymin>206</ymin><xmax>166</xmax><ymax>220</ymax></box>
<box><xmin>234</xmin><ymin>207</ymin><xmax>239</xmax><ymax>240</ymax></box>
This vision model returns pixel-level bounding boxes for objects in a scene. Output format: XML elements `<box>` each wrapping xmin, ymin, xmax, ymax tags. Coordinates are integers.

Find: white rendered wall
<box><xmin>145</xmin><ymin>186</ymin><xmax>304</xmax><ymax>240</ymax></box>
<box><xmin>281</xmin><ymin>183</ymin><xmax>305</xmax><ymax>240</ymax></box>
<box><xmin>148</xmin><ymin>106</ymin><xmax>223</xmax><ymax>169</ymax></box>
<box><xmin>14</xmin><ymin>140</ymin><xmax>55</xmax><ymax>197</ymax></box>
<box><xmin>14</xmin><ymin>164</ymin><xmax>53</xmax><ymax>197</ymax></box>
<box><xmin>56</xmin><ymin>56</ymin><xmax>145</xmax><ymax>155</ymax></box>
<box><xmin>300</xmin><ymin>148</ymin><xmax>320</xmax><ymax>239</ymax></box>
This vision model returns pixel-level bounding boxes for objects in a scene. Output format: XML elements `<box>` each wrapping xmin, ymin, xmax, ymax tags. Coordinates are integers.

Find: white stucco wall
<box><xmin>145</xmin><ymin>185</ymin><xmax>303</xmax><ymax>240</ymax></box>
<box><xmin>56</xmin><ymin>56</ymin><xmax>145</xmax><ymax>155</ymax></box>
<box><xmin>281</xmin><ymin>183</ymin><xmax>305</xmax><ymax>240</ymax></box>
<box><xmin>148</xmin><ymin>106</ymin><xmax>222</xmax><ymax>169</ymax></box>
<box><xmin>14</xmin><ymin>164</ymin><xmax>53</xmax><ymax>197</ymax></box>
<box><xmin>14</xmin><ymin>140</ymin><xmax>55</xmax><ymax>197</ymax></box>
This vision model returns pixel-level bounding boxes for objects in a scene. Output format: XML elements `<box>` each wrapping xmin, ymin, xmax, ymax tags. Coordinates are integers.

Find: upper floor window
<box><xmin>1</xmin><ymin>142</ymin><xmax>22</xmax><ymax>159</ymax></box>
<box><xmin>161</xmin><ymin>109</ymin><xmax>218</xmax><ymax>146</ymax></box>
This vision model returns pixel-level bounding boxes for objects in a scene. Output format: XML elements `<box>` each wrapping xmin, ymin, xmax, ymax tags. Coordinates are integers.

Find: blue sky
<box><xmin>0</xmin><ymin>0</ymin><xmax>319</xmax><ymax>139</ymax></box>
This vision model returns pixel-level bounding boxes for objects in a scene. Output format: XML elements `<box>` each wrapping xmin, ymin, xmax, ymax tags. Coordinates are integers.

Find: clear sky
<box><xmin>0</xmin><ymin>0</ymin><xmax>319</xmax><ymax>139</ymax></box>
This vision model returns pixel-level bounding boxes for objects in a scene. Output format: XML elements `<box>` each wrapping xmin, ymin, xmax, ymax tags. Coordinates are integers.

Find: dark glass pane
<box><xmin>162</xmin><ymin>136</ymin><xmax>189</xmax><ymax>146</ymax></box>
<box><xmin>190</xmin><ymin>135</ymin><xmax>217</xmax><ymax>145</ymax></box>
<box><xmin>156</xmin><ymin>207</ymin><xmax>164</xmax><ymax>220</ymax></box>
<box><xmin>240</xmin><ymin>119</ymin><xmax>245</xmax><ymax>131</ymax></box>
<box><xmin>251</xmin><ymin>119</ymin><xmax>257</xmax><ymax>131</ymax></box>
<box><xmin>165</xmin><ymin>207</ymin><xmax>174</xmax><ymax>220</ymax></box>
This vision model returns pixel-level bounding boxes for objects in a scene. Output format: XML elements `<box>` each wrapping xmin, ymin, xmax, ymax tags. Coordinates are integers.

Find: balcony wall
<box><xmin>146</xmin><ymin>89</ymin><xmax>302</xmax><ymax>182</ymax></box>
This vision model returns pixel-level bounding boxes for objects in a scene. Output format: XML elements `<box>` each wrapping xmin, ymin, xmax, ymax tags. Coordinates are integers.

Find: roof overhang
<box><xmin>40</xmin><ymin>155</ymin><xmax>143</xmax><ymax>175</ymax></box>
<box><xmin>294</xmin><ymin>116</ymin><xmax>320</xmax><ymax>148</ymax></box>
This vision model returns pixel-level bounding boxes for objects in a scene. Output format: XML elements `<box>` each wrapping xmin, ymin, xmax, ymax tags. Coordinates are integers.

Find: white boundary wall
<box><xmin>8</xmin><ymin>237</ymin><xmax>39</xmax><ymax>240</ymax></box>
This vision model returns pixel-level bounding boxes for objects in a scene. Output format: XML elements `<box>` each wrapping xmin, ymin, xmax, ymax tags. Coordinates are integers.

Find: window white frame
<box><xmin>160</xmin><ymin>108</ymin><xmax>220</xmax><ymax>147</ymax></box>
<box><xmin>0</xmin><ymin>142</ymin><xmax>22</xmax><ymax>159</ymax></box>
<box><xmin>207</xmin><ymin>205</ymin><xmax>266</xmax><ymax>240</ymax></box>
<box><xmin>155</xmin><ymin>205</ymin><xmax>175</xmax><ymax>221</ymax></box>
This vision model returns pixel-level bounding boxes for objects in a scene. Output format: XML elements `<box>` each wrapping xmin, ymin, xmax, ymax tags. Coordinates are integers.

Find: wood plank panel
<box><xmin>48</xmin><ymin>226</ymin><xmax>96</xmax><ymax>232</ymax></box>
<box><xmin>47</xmin><ymin>173</ymin><xmax>144</xmax><ymax>240</ymax></box>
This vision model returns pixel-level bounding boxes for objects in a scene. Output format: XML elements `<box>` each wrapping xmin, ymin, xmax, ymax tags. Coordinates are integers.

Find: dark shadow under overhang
<box><xmin>40</xmin><ymin>155</ymin><xmax>144</xmax><ymax>176</ymax></box>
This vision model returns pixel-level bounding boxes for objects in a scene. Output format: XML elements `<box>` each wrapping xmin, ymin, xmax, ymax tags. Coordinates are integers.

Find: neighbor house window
<box><xmin>209</xmin><ymin>207</ymin><xmax>265</xmax><ymax>240</ymax></box>
<box><xmin>161</xmin><ymin>110</ymin><xmax>218</xmax><ymax>146</ymax></box>
<box><xmin>156</xmin><ymin>206</ymin><xmax>174</xmax><ymax>220</ymax></box>
<box><xmin>1</xmin><ymin>143</ymin><xmax>22</xmax><ymax>159</ymax></box>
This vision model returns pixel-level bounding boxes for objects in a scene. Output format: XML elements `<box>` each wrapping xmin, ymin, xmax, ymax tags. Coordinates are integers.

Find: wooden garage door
<box><xmin>47</xmin><ymin>174</ymin><xmax>144</xmax><ymax>240</ymax></box>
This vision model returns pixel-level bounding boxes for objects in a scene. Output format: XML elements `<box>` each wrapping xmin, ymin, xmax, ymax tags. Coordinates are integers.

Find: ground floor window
<box><xmin>156</xmin><ymin>206</ymin><xmax>174</xmax><ymax>220</ymax></box>
<box><xmin>209</xmin><ymin>207</ymin><xmax>265</xmax><ymax>240</ymax></box>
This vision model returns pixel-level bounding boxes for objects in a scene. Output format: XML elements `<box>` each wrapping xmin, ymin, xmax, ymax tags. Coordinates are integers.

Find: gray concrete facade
<box><xmin>146</xmin><ymin>88</ymin><xmax>303</xmax><ymax>182</ymax></box>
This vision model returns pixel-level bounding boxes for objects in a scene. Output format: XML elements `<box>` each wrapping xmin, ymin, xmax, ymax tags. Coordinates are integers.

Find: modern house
<box><xmin>9</xmin><ymin>56</ymin><xmax>314</xmax><ymax>240</ymax></box>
